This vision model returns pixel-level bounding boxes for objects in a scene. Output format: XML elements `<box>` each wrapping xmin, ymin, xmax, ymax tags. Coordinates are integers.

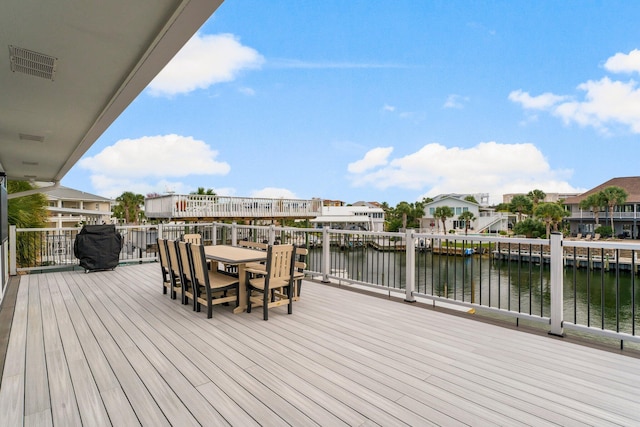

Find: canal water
<box><xmin>309</xmin><ymin>247</ymin><xmax>640</xmax><ymax>336</ymax></box>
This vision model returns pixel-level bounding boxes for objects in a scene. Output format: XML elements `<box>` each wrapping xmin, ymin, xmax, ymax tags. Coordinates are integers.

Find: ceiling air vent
<box><xmin>9</xmin><ymin>45</ymin><xmax>57</xmax><ymax>81</ymax></box>
<box><xmin>19</xmin><ymin>133</ymin><xmax>44</xmax><ymax>142</ymax></box>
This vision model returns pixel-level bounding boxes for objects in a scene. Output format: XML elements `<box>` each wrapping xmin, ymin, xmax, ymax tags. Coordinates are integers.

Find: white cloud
<box><xmin>250</xmin><ymin>187</ymin><xmax>297</xmax><ymax>199</ymax></box>
<box><xmin>604</xmin><ymin>49</ymin><xmax>640</xmax><ymax>74</ymax></box>
<box><xmin>512</xmin><ymin>78</ymin><xmax>640</xmax><ymax>134</ymax></box>
<box><xmin>554</xmin><ymin>77</ymin><xmax>640</xmax><ymax>133</ymax></box>
<box><xmin>347</xmin><ymin>147</ymin><xmax>393</xmax><ymax>173</ymax></box>
<box><xmin>238</xmin><ymin>87</ymin><xmax>256</xmax><ymax>96</ymax></box>
<box><xmin>443</xmin><ymin>94</ymin><xmax>469</xmax><ymax>109</ymax></box>
<box><xmin>511</xmin><ymin>50</ymin><xmax>640</xmax><ymax>134</ymax></box>
<box><xmin>348</xmin><ymin>142</ymin><xmax>582</xmax><ymax>204</ymax></box>
<box><xmin>382</xmin><ymin>104</ymin><xmax>396</xmax><ymax>112</ymax></box>
<box><xmin>79</xmin><ymin>134</ymin><xmax>230</xmax><ymax>197</ymax></box>
<box><xmin>508</xmin><ymin>90</ymin><xmax>568</xmax><ymax>110</ymax></box>
<box><xmin>148</xmin><ymin>33</ymin><xmax>264</xmax><ymax>97</ymax></box>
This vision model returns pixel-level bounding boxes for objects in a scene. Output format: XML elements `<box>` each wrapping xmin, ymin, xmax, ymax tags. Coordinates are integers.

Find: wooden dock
<box><xmin>493</xmin><ymin>249</ymin><xmax>640</xmax><ymax>273</ymax></box>
<box><xmin>1</xmin><ymin>263</ymin><xmax>640</xmax><ymax>425</ymax></box>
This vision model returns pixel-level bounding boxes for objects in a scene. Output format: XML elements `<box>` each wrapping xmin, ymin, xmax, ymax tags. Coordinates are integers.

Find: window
<box><xmin>429</xmin><ymin>208</ymin><xmax>435</xmax><ymax>215</ymax></box>
<box><xmin>455</xmin><ymin>207</ymin><xmax>462</xmax><ymax>215</ymax></box>
<box><xmin>95</xmin><ymin>203</ymin><xmax>99</xmax><ymax>210</ymax></box>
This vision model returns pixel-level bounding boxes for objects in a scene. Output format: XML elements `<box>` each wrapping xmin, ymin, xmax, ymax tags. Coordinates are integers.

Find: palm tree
<box><xmin>434</xmin><ymin>206</ymin><xmax>454</xmax><ymax>234</ymax></box>
<box><xmin>458</xmin><ymin>210</ymin><xmax>476</xmax><ymax>235</ymax></box>
<box><xmin>191</xmin><ymin>187</ymin><xmax>216</xmax><ymax>195</ymax></box>
<box><xmin>534</xmin><ymin>202</ymin><xmax>566</xmax><ymax>238</ymax></box>
<box><xmin>8</xmin><ymin>181</ymin><xmax>48</xmax><ymax>267</ymax></box>
<box><xmin>579</xmin><ymin>192</ymin><xmax>605</xmax><ymax>226</ymax></box>
<box><xmin>527</xmin><ymin>189</ymin><xmax>546</xmax><ymax>206</ymax></box>
<box><xmin>600</xmin><ymin>186</ymin><xmax>628</xmax><ymax>233</ymax></box>
<box><xmin>509</xmin><ymin>194</ymin><xmax>533</xmax><ymax>223</ymax></box>
<box><xmin>113</xmin><ymin>192</ymin><xmax>145</xmax><ymax>224</ymax></box>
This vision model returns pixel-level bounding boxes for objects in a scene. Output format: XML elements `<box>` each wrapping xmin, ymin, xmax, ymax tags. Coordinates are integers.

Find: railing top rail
<box><xmin>564</xmin><ymin>240</ymin><xmax>640</xmax><ymax>250</ymax></box>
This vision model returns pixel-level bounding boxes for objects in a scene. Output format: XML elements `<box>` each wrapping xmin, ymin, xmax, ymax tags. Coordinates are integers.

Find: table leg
<box><xmin>233</xmin><ymin>263</ymin><xmax>247</xmax><ymax>314</ymax></box>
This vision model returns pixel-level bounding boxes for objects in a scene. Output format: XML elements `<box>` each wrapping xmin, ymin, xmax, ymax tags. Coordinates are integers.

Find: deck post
<box><xmin>231</xmin><ymin>222</ymin><xmax>238</xmax><ymax>246</ymax></box>
<box><xmin>322</xmin><ymin>227</ymin><xmax>330</xmax><ymax>283</ymax></box>
<box><xmin>9</xmin><ymin>225</ymin><xmax>16</xmax><ymax>275</ymax></box>
<box><xmin>405</xmin><ymin>229</ymin><xmax>416</xmax><ymax>303</ymax></box>
<box><xmin>268</xmin><ymin>225</ymin><xmax>276</xmax><ymax>245</ymax></box>
<box><xmin>212</xmin><ymin>223</ymin><xmax>218</xmax><ymax>245</ymax></box>
<box><xmin>549</xmin><ymin>232</ymin><xmax>564</xmax><ymax>337</ymax></box>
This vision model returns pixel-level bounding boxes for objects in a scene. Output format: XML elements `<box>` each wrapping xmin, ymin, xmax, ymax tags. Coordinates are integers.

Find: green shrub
<box><xmin>595</xmin><ymin>225</ymin><xmax>613</xmax><ymax>237</ymax></box>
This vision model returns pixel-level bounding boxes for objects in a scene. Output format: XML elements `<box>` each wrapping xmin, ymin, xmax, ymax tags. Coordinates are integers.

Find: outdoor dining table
<box><xmin>204</xmin><ymin>245</ymin><xmax>267</xmax><ymax>314</ymax></box>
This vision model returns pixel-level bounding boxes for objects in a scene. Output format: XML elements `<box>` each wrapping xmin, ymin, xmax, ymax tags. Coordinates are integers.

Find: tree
<box><xmin>464</xmin><ymin>195</ymin><xmax>478</xmax><ymax>204</ymax></box>
<box><xmin>509</xmin><ymin>194</ymin><xmax>533</xmax><ymax>223</ymax></box>
<box><xmin>579</xmin><ymin>192</ymin><xmax>605</xmax><ymax>226</ymax></box>
<box><xmin>420</xmin><ymin>197</ymin><xmax>433</xmax><ymax>205</ymax></box>
<box><xmin>513</xmin><ymin>218</ymin><xmax>546</xmax><ymax>238</ymax></box>
<box><xmin>458</xmin><ymin>210</ymin><xmax>476</xmax><ymax>235</ymax></box>
<box><xmin>386</xmin><ymin>201</ymin><xmax>425</xmax><ymax>231</ymax></box>
<box><xmin>191</xmin><ymin>187</ymin><xmax>216</xmax><ymax>195</ymax></box>
<box><xmin>600</xmin><ymin>186</ymin><xmax>628</xmax><ymax>233</ymax></box>
<box><xmin>527</xmin><ymin>189</ymin><xmax>546</xmax><ymax>206</ymax></box>
<box><xmin>7</xmin><ymin>181</ymin><xmax>48</xmax><ymax>228</ymax></box>
<box><xmin>8</xmin><ymin>181</ymin><xmax>49</xmax><ymax>267</ymax></box>
<box><xmin>113</xmin><ymin>192</ymin><xmax>145</xmax><ymax>224</ymax></box>
<box><xmin>533</xmin><ymin>202</ymin><xmax>566</xmax><ymax>238</ymax></box>
<box><xmin>434</xmin><ymin>206</ymin><xmax>454</xmax><ymax>234</ymax></box>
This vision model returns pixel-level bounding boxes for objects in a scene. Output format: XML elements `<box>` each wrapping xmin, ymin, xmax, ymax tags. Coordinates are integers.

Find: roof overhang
<box><xmin>0</xmin><ymin>0</ymin><xmax>224</xmax><ymax>183</ymax></box>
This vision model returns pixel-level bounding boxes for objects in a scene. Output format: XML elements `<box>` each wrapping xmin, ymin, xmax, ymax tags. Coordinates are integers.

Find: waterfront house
<box><xmin>45</xmin><ymin>186</ymin><xmax>113</xmax><ymax>228</ymax></box>
<box><xmin>420</xmin><ymin>194</ymin><xmax>509</xmax><ymax>234</ymax></box>
<box><xmin>310</xmin><ymin>203</ymin><xmax>385</xmax><ymax>231</ymax></box>
<box><xmin>503</xmin><ymin>191</ymin><xmax>580</xmax><ymax>204</ymax></box>
<box><xmin>563</xmin><ymin>176</ymin><xmax>640</xmax><ymax>238</ymax></box>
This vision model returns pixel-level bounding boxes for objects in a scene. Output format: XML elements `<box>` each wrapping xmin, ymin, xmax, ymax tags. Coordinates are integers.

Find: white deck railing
<box><xmin>8</xmin><ymin>223</ymin><xmax>640</xmax><ymax>346</ymax></box>
<box><xmin>144</xmin><ymin>194</ymin><xmax>323</xmax><ymax>219</ymax></box>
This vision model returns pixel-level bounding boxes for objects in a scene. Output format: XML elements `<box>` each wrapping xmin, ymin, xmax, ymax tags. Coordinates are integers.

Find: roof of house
<box><xmin>351</xmin><ymin>201</ymin><xmax>383</xmax><ymax>208</ymax></box>
<box><xmin>564</xmin><ymin>177</ymin><xmax>640</xmax><ymax>204</ymax></box>
<box><xmin>45</xmin><ymin>186</ymin><xmax>112</xmax><ymax>202</ymax></box>
<box><xmin>425</xmin><ymin>194</ymin><xmax>480</xmax><ymax>206</ymax></box>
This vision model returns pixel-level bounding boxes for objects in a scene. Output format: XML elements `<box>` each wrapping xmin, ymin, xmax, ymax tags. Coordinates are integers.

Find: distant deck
<box><xmin>144</xmin><ymin>195</ymin><xmax>323</xmax><ymax>221</ymax></box>
<box><xmin>1</xmin><ymin>263</ymin><xmax>640</xmax><ymax>425</ymax></box>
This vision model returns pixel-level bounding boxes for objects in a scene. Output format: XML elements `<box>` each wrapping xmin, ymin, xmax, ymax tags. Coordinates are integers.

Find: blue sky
<box><xmin>63</xmin><ymin>0</ymin><xmax>640</xmax><ymax>205</ymax></box>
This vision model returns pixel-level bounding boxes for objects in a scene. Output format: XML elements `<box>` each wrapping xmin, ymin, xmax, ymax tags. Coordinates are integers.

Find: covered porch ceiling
<box><xmin>0</xmin><ymin>0</ymin><xmax>224</xmax><ymax>183</ymax></box>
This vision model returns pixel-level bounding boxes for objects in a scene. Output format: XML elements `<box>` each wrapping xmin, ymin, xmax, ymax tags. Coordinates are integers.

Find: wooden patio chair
<box><xmin>189</xmin><ymin>243</ymin><xmax>239</xmax><ymax>318</ymax></box>
<box><xmin>292</xmin><ymin>247</ymin><xmax>308</xmax><ymax>301</ymax></box>
<box><xmin>239</xmin><ymin>240</ymin><xmax>269</xmax><ymax>274</ymax></box>
<box><xmin>183</xmin><ymin>233</ymin><xmax>202</xmax><ymax>244</ymax></box>
<box><xmin>165</xmin><ymin>239</ymin><xmax>184</xmax><ymax>302</ymax></box>
<box><xmin>246</xmin><ymin>244</ymin><xmax>296</xmax><ymax>320</ymax></box>
<box><xmin>177</xmin><ymin>241</ymin><xmax>197</xmax><ymax>310</ymax></box>
<box><xmin>157</xmin><ymin>238</ymin><xmax>171</xmax><ymax>296</ymax></box>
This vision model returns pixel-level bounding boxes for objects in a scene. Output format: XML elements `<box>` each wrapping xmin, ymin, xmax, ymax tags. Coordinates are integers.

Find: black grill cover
<box><xmin>74</xmin><ymin>225</ymin><xmax>122</xmax><ymax>272</ymax></box>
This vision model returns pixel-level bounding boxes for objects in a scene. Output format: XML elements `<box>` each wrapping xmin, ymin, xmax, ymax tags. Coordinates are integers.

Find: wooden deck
<box><xmin>1</xmin><ymin>263</ymin><xmax>640</xmax><ymax>426</ymax></box>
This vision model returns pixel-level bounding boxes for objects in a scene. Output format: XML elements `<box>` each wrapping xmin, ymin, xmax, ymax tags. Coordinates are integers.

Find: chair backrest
<box><xmin>294</xmin><ymin>247</ymin><xmax>308</xmax><ymax>272</ymax></box>
<box><xmin>183</xmin><ymin>233</ymin><xmax>202</xmax><ymax>244</ymax></box>
<box><xmin>166</xmin><ymin>239</ymin><xmax>181</xmax><ymax>277</ymax></box>
<box><xmin>177</xmin><ymin>241</ymin><xmax>194</xmax><ymax>283</ymax></box>
<box><xmin>238</xmin><ymin>240</ymin><xmax>268</xmax><ymax>251</ymax></box>
<box><xmin>189</xmin><ymin>243</ymin><xmax>209</xmax><ymax>289</ymax></box>
<box><xmin>157</xmin><ymin>238</ymin><xmax>170</xmax><ymax>274</ymax></box>
<box><xmin>265</xmin><ymin>244</ymin><xmax>296</xmax><ymax>282</ymax></box>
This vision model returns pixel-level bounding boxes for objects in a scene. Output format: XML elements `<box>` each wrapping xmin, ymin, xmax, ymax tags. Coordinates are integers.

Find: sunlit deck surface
<box><xmin>1</xmin><ymin>263</ymin><xmax>640</xmax><ymax>426</ymax></box>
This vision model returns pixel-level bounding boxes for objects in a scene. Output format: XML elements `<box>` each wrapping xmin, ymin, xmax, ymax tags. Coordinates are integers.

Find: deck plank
<box><xmin>2</xmin><ymin>262</ymin><xmax>640</xmax><ymax>426</ymax></box>
<box><xmin>24</xmin><ymin>275</ymin><xmax>50</xmax><ymax>417</ymax></box>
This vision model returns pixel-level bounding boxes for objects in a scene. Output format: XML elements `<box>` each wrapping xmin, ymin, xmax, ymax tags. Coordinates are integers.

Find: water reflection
<box><xmin>311</xmin><ymin>247</ymin><xmax>640</xmax><ymax>335</ymax></box>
